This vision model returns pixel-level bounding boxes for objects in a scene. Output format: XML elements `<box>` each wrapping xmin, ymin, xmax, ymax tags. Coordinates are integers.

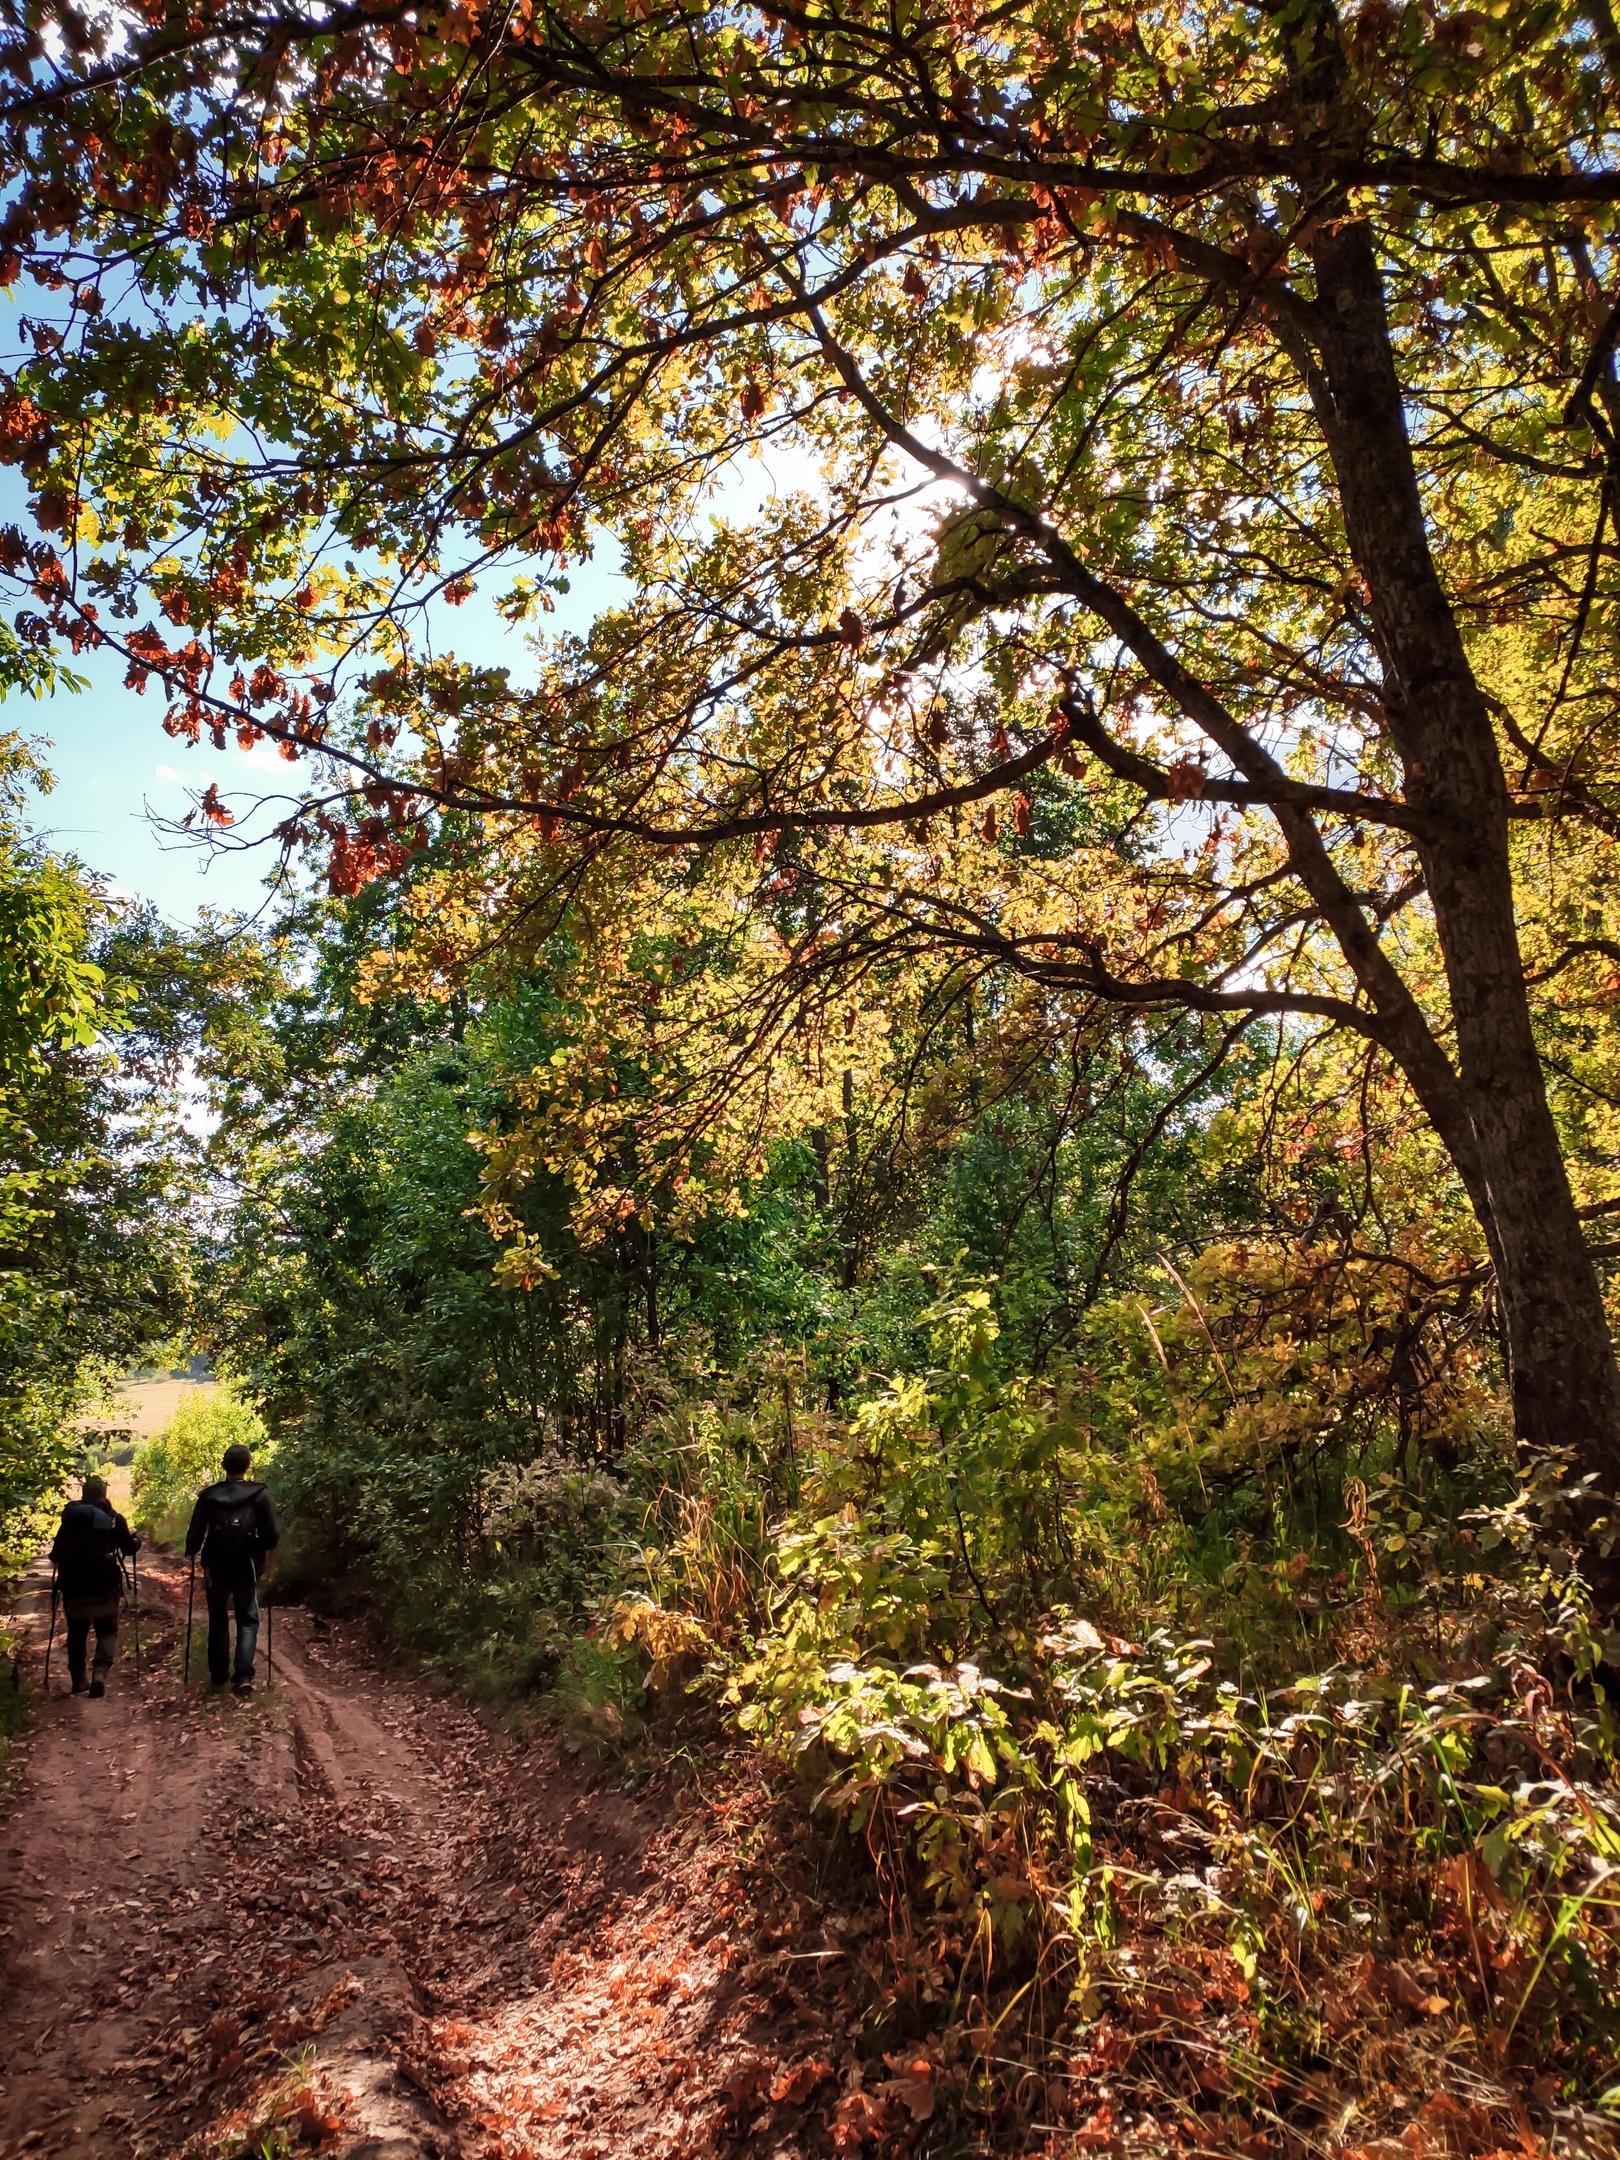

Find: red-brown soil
<box><xmin>0</xmin><ymin>1551</ymin><xmax>871</xmax><ymax>2160</ymax></box>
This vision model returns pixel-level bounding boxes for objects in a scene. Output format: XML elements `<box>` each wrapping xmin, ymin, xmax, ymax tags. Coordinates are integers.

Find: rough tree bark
<box><xmin>1308</xmin><ymin>218</ymin><xmax>1620</xmax><ymax>1494</ymax></box>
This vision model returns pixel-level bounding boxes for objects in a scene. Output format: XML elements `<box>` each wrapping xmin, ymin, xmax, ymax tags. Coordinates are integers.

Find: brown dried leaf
<box><xmin>770</xmin><ymin>2059</ymin><xmax>833</xmax><ymax>2106</ymax></box>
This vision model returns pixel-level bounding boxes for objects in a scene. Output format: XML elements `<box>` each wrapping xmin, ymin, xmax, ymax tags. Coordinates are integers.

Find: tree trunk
<box><xmin>840</xmin><ymin>1066</ymin><xmax>858</xmax><ymax>1292</ymax></box>
<box><xmin>643</xmin><ymin>1225</ymin><xmax>661</xmax><ymax>1353</ymax></box>
<box><xmin>1308</xmin><ymin>219</ymin><xmax>1620</xmax><ymax>1491</ymax></box>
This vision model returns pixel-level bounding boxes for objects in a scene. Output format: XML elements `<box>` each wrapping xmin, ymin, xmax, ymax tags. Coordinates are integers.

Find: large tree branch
<box><xmin>0</xmin><ymin>0</ymin><xmax>409</xmax><ymax>123</ymax></box>
<box><xmin>848</xmin><ymin>880</ymin><xmax>1389</xmax><ymax>1039</ymax></box>
<box><xmin>801</xmin><ymin>307</ymin><xmax>1494</xmax><ymax>1209</ymax></box>
<box><xmin>1053</xmin><ymin>692</ymin><xmax>1421</xmax><ymax>833</ymax></box>
<box><xmin>65</xmin><ymin>599</ymin><xmax>1080</xmax><ymax>843</ymax></box>
<box><xmin>464</xmin><ymin>43</ymin><xmax>1620</xmax><ymax>211</ymax></box>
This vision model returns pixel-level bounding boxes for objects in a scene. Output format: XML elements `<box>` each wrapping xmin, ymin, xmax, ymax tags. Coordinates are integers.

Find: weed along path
<box><xmin>0</xmin><ymin>1550</ymin><xmax>863</xmax><ymax>2160</ymax></box>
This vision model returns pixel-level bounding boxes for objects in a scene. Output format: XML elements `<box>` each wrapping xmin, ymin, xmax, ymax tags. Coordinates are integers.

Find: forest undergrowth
<box><xmin>166</xmin><ymin>908</ymin><xmax>1620</xmax><ymax>2160</ymax></box>
<box><xmin>266</xmin><ymin>1267</ymin><xmax>1620</xmax><ymax>2160</ymax></box>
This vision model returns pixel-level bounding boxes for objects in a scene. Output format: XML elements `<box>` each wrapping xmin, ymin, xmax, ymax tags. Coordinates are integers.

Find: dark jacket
<box><xmin>50</xmin><ymin>1499</ymin><xmax>138</xmax><ymax>1604</ymax></box>
<box><xmin>185</xmin><ymin>1479</ymin><xmax>280</xmax><ymax>1574</ymax></box>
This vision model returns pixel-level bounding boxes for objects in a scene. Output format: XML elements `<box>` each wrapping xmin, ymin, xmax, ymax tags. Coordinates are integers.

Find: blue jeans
<box><xmin>205</xmin><ymin>1567</ymin><xmax>259</xmax><ymax>1683</ymax></box>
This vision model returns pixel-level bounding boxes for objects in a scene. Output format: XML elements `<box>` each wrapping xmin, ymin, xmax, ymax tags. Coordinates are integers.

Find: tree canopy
<box><xmin>5</xmin><ymin>1</ymin><xmax>1620</xmax><ymax>1501</ymax></box>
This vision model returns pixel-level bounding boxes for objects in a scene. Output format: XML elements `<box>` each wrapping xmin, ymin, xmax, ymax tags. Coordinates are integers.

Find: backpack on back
<box><xmin>56</xmin><ymin>1500</ymin><xmax>119</xmax><ymax>1565</ymax></box>
<box><xmin>54</xmin><ymin>1500</ymin><xmax>123</xmax><ymax>1600</ymax></box>
<box><xmin>203</xmin><ymin>1482</ymin><xmax>265</xmax><ymax>1572</ymax></box>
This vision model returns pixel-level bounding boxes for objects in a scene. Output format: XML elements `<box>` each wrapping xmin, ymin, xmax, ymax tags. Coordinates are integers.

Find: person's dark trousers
<box><xmin>204</xmin><ymin>1566</ymin><xmax>260</xmax><ymax>1684</ymax></box>
<box><xmin>64</xmin><ymin>1602</ymin><xmax>118</xmax><ymax>1689</ymax></box>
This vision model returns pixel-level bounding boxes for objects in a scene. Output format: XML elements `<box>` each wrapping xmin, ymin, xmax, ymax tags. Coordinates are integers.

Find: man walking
<box><xmin>50</xmin><ymin>1476</ymin><xmax>140</xmax><ymax>1698</ymax></box>
<box><xmin>185</xmin><ymin>1444</ymin><xmax>279</xmax><ymax>1694</ymax></box>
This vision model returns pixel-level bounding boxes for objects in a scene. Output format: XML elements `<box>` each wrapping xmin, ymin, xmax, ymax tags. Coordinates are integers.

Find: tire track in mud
<box><xmin>0</xmin><ymin>1553</ymin><xmax>863</xmax><ymax>2160</ymax></box>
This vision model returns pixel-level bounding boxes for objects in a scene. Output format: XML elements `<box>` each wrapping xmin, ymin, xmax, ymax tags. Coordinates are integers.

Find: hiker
<box><xmin>49</xmin><ymin>1476</ymin><xmax>140</xmax><ymax>1698</ymax></box>
<box><xmin>185</xmin><ymin>1444</ymin><xmax>280</xmax><ymax>1693</ymax></box>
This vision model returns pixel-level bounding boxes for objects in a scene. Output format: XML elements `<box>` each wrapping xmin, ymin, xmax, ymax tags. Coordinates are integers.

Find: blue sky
<box><xmin>19</xmin><ymin>651</ymin><xmax>295</xmax><ymax>921</ymax></box>
<box><xmin>7</xmin><ymin>439</ymin><xmax>784</xmax><ymax>923</ymax></box>
<box><xmin>14</xmin><ymin>574</ymin><xmax>592</xmax><ymax>925</ymax></box>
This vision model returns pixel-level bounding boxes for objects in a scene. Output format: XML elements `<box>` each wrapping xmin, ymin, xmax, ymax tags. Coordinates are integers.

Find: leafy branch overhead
<box><xmin>6</xmin><ymin>4</ymin><xmax>1620</xmax><ymax>1499</ymax></box>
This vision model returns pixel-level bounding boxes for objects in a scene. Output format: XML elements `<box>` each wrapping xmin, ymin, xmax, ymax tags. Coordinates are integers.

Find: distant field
<box><xmin>80</xmin><ymin>1377</ymin><xmax>218</xmax><ymax>1443</ymax></box>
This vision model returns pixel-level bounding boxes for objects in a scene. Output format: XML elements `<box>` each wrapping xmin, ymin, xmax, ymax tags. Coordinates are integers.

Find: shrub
<box><xmin>131</xmin><ymin>1386</ymin><xmax>270</xmax><ymax>1546</ymax></box>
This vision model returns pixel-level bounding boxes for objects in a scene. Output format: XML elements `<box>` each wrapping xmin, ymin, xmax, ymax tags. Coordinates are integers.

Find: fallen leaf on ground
<box><xmin>771</xmin><ymin>2059</ymin><xmax>833</xmax><ymax>2106</ymax></box>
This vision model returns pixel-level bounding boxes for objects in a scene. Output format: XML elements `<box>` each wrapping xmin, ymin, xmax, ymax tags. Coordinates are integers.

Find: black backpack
<box><xmin>57</xmin><ymin>1500</ymin><xmax>119</xmax><ymax>1564</ymax></box>
<box><xmin>203</xmin><ymin>1483</ymin><xmax>265</xmax><ymax>1571</ymax></box>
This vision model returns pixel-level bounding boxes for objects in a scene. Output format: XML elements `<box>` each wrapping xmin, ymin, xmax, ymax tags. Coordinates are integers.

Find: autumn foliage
<box><xmin>6</xmin><ymin>2</ymin><xmax>1620</xmax><ymax>2150</ymax></box>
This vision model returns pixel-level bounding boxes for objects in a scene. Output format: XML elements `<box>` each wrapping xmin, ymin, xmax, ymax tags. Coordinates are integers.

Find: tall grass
<box><xmin>537</xmin><ymin>1309</ymin><xmax>1620</xmax><ymax>2144</ymax></box>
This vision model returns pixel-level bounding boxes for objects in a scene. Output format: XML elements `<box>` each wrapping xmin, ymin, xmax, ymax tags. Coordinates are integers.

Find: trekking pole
<box><xmin>184</xmin><ymin>1554</ymin><xmax>196</xmax><ymax>1684</ymax></box>
<box><xmin>265</xmin><ymin>1556</ymin><xmax>273</xmax><ymax>1687</ymax></box>
<box><xmin>131</xmin><ymin>1547</ymin><xmax>140</xmax><ymax>1684</ymax></box>
<box><xmin>43</xmin><ymin>1569</ymin><xmax>58</xmax><ymax>1694</ymax></box>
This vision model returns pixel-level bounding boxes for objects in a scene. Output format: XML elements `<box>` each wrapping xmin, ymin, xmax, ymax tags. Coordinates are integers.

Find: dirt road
<box><xmin>0</xmin><ymin>1552</ymin><xmax>863</xmax><ymax>2160</ymax></box>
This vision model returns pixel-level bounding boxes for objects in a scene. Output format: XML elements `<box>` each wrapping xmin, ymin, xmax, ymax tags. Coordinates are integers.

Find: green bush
<box><xmin>131</xmin><ymin>1386</ymin><xmax>271</xmax><ymax>1546</ymax></box>
<box><xmin>0</xmin><ymin>1630</ymin><xmax>28</xmax><ymax>1787</ymax></box>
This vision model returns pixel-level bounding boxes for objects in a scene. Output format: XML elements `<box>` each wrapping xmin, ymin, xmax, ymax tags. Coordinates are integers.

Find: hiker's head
<box><xmin>81</xmin><ymin>1475</ymin><xmax>107</xmax><ymax>1503</ymax></box>
<box><xmin>222</xmin><ymin>1444</ymin><xmax>253</xmax><ymax>1479</ymax></box>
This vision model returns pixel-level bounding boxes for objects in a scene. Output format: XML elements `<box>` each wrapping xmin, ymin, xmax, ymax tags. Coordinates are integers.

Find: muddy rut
<box><xmin>0</xmin><ymin>1552</ymin><xmax>858</xmax><ymax>2160</ymax></box>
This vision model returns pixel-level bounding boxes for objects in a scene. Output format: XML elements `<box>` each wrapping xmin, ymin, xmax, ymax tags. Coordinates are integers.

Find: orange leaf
<box><xmin>879</xmin><ymin>2055</ymin><xmax>936</xmax><ymax>2121</ymax></box>
<box><xmin>771</xmin><ymin>2059</ymin><xmax>833</xmax><ymax>2106</ymax></box>
<box><xmin>1164</xmin><ymin>754</ymin><xmax>1206</xmax><ymax>802</ymax></box>
<box><xmin>831</xmin><ymin>2091</ymin><xmax>887</xmax><ymax>2151</ymax></box>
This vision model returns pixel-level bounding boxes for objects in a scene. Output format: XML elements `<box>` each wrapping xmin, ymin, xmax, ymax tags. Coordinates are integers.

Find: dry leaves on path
<box><xmin>0</xmin><ymin>1553</ymin><xmax>909</xmax><ymax>2160</ymax></box>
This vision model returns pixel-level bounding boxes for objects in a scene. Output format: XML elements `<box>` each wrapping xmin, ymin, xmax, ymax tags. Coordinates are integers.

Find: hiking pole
<box><xmin>265</xmin><ymin>1556</ymin><xmax>273</xmax><ymax>1688</ymax></box>
<box><xmin>184</xmin><ymin>1554</ymin><xmax>196</xmax><ymax>1683</ymax></box>
<box><xmin>43</xmin><ymin>1568</ymin><xmax>58</xmax><ymax>1694</ymax></box>
<box><xmin>130</xmin><ymin>1547</ymin><xmax>140</xmax><ymax>1684</ymax></box>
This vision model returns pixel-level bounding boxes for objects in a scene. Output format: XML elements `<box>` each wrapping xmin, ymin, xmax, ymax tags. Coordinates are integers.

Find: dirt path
<box><xmin>0</xmin><ymin>1552</ymin><xmax>863</xmax><ymax>2160</ymax></box>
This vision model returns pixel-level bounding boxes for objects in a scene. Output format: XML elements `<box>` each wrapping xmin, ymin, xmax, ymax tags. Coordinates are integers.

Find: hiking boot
<box><xmin>71</xmin><ymin>1678</ymin><xmax>86</xmax><ymax>1695</ymax></box>
<box><xmin>88</xmin><ymin>1678</ymin><xmax>105</xmax><ymax>1699</ymax></box>
<box><xmin>232</xmin><ymin>1674</ymin><xmax>254</xmax><ymax>1695</ymax></box>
